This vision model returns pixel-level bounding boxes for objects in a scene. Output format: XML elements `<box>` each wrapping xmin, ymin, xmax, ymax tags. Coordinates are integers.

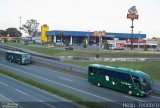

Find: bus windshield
<box><xmin>132</xmin><ymin>75</ymin><xmax>151</xmax><ymax>92</ymax></box>
<box><xmin>22</xmin><ymin>54</ymin><xmax>31</xmax><ymax>58</ymax></box>
<box><xmin>140</xmin><ymin>78</ymin><xmax>151</xmax><ymax>92</ymax></box>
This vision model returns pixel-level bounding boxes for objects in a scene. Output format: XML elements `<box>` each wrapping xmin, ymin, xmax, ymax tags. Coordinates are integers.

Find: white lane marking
<box><xmin>150</xmin><ymin>95</ymin><xmax>160</xmax><ymax>99</ymax></box>
<box><xmin>0</xmin><ymin>95</ymin><xmax>23</xmax><ymax>108</ymax></box>
<box><xmin>39</xmin><ymin>100</ymin><xmax>44</xmax><ymax>102</ymax></box>
<box><xmin>0</xmin><ymin>64</ymin><xmax>119</xmax><ymax>104</ymax></box>
<box><xmin>16</xmin><ymin>88</ymin><xmax>56</xmax><ymax>108</ymax></box>
<box><xmin>31</xmin><ymin>65</ymin><xmax>87</xmax><ymax>80</ymax></box>
<box><xmin>15</xmin><ymin>89</ymin><xmax>29</xmax><ymax>96</ymax></box>
<box><xmin>39</xmin><ymin>100</ymin><xmax>56</xmax><ymax>108</ymax></box>
<box><xmin>124</xmin><ymin>96</ymin><xmax>145</xmax><ymax>102</ymax></box>
<box><xmin>0</xmin><ymin>81</ymin><xmax>8</xmax><ymax>86</ymax></box>
<box><xmin>58</xmin><ymin>77</ymin><xmax>73</xmax><ymax>82</ymax></box>
<box><xmin>0</xmin><ymin>95</ymin><xmax>13</xmax><ymax>102</ymax></box>
<box><xmin>22</xmin><ymin>66</ymin><xmax>31</xmax><ymax>70</ymax></box>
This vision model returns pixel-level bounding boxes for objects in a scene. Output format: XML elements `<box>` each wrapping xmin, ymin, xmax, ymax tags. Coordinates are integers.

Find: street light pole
<box><xmin>19</xmin><ymin>16</ymin><xmax>22</xmax><ymax>31</ymax></box>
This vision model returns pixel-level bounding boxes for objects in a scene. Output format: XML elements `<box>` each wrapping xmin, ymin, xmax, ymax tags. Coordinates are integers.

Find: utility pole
<box><xmin>99</xmin><ymin>34</ymin><xmax>101</xmax><ymax>51</ymax></box>
<box><xmin>19</xmin><ymin>16</ymin><xmax>22</xmax><ymax>31</ymax></box>
<box><xmin>87</xmin><ymin>30</ymin><xmax>89</xmax><ymax>45</ymax></box>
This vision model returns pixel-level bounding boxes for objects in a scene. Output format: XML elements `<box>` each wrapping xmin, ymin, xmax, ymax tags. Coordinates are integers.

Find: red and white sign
<box><xmin>126</xmin><ymin>39</ymin><xmax>146</xmax><ymax>43</ymax></box>
<box><xmin>117</xmin><ymin>43</ymin><xmax>125</xmax><ymax>49</ymax></box>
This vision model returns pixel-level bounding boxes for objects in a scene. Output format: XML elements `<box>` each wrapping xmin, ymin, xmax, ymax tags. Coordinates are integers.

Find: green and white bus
<box><xmin>5</xmin><ymin>51</ymin><xmax>32</xmax><ymax>65</ymax></box>
<box><xmin>88</xmin><ymin>64</ymin><xmax>152</xmax><ymax>97</ymax></box>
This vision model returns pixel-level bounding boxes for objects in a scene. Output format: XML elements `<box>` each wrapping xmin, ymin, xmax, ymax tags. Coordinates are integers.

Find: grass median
<box><xmin>0</xmin><ymin>68</ymin><xmax>107</xmax><ymax>108</ymax></box>
<box><xmin>65</xmin><ymin>61</ymin><xmax>160</xmax><ymax>82</ymax></box>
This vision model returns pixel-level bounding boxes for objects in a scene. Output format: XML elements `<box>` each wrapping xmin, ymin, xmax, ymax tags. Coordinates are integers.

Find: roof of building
<box><xmin>46</xmin><ymin>30</ymin><xmax>146</xmax><ymax>39</ymax></box>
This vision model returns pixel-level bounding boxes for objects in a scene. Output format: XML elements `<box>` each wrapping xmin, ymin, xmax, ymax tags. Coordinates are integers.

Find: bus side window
<box><xmin>92</xmin><ymin>67</ymin><xmax>96</xmax><ymax>73</ymax></box>
<box><xmin>119</xmin><ymin>73</ymin><xmax>132</xmax><ymax>82</ymax></box>
<box><xmin>89</xmin><ymin>67</ymin><xmax>97</xmax><ymax>74</ymax></box>
<box><xmin>17</xmin><ymin>54</ymin><xmax>20</xmax><ymax>59</ymax></box>
<box><xmin>109</xmin><ymin>71</ymin><xmax>118</xmax><ymax>78</ymax></box>
<box><xmin>101</xmin><ymin>69</ymin><xmax>106</xmax><ymax>75</ymax></box>
<box><xmin>104</xmin><ymin>69</ymin><xmax>111</xmax><ymax>76</ymax></box>
<box><xmin>96</xmin><ymin>68</ymin><xmax>100</xmax><ymax>74</ymax></box>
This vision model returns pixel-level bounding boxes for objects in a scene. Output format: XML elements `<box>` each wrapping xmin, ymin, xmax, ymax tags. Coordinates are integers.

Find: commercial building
<box><xmin>39</xmin><ymin>24</ymin><xmax>150</xmax><ymax>49</ymax></box>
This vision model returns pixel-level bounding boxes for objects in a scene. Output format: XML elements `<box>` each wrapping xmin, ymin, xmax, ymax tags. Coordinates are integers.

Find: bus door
<box><xmin>131</xmin><ymin>75</ymin><xmax>141</xmax><ymax>90</ymax></box>
<box><xmin>15</xmin><ymin>54</ymin><xmax>21</xmax><ymax>63</ymax></box>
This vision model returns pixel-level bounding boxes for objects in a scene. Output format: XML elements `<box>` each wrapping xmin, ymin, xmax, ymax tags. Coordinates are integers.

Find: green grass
<box><xmin>5</xmin><ymin>42</ymin><xmax>160</xmax><ymax>58</ymax></box>
<box><xmin>65</xmin><ymin>61</ymin><xmax>160</xmax><ymax>82</ymax></box>
<box><xmin>0</xmin><ymin>68</ymin><xmax>107</xmax><ymax>108</ymax></box>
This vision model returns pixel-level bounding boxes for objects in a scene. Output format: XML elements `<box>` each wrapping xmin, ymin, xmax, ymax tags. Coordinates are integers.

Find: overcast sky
<box><xmin>0</xmin><ymin>0</ymin><xmax>160</xmax><ymax>38</ymax></box>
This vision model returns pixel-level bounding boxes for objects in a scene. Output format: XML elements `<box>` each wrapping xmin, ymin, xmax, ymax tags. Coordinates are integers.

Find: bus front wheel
<box><xmin>97</xmin><ymin>83</ymin><xmax>101</xmax><ymax>87</ymax></box>
<box><xmin>128</xmin><ymin>91</ymin><xmax>132</xmax><ymax>95</ymax></box>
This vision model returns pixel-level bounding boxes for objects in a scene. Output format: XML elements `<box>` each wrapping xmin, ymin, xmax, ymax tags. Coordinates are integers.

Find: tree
<box><xmin>0</xmin><ymin>30</ymin><xmax>8</xmax><ymax>36</ymax></box>
<box><xmin>104</xmin><ymin>42</ymin><xmax>109</xmax><ymax>50</ymax></box>
<box><xmin>22</xmin><ymin>19</ymin><xmax>39</xmax><ymax>38</ymax></box>
<box><xmin>144</xmin><ymin>44</ymin><xmax>148</xmax><ymax>51</ymax></box>
<box><xmin>6</xmin><ymin>28</ymin><xmax>21</xmax><ymax>37</ymax></box>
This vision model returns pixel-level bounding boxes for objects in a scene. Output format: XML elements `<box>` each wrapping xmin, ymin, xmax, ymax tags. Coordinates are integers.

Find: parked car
<box><xmin>65</xmin><ymin>46</ymin><xmax>73</xmax><ymax>50</ymax></box>
<box><xmin>50</xmin><ymin>45</ymin><xmax>55</xmax><ymax>48</ymax></box>
<box><xmin>156</xmin><ymin>48</ymin><xmax>160</xmax><ymax>51</ymax></box>
<box><xmin>55</xmin><ymin>42</ymin><xmax>64</xmax><ymax>46</ymax></box>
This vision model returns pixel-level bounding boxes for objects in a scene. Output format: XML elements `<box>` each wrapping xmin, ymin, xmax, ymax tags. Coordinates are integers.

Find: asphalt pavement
<box><xmin>0</xmin><ymin>73</ymin><xmax>84</xmax><ymax>108</ymax></box>
<box><xmin>0</xmin><ymin>58</ymin><xmax>160</xmax><ymax>108</ymax></box>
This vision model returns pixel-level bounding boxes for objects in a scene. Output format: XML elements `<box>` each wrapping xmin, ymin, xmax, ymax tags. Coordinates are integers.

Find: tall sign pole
<box><xmin>127</xmin><ymin>6</ymin><xmax>139</xmax><ymax>50</ymax></box>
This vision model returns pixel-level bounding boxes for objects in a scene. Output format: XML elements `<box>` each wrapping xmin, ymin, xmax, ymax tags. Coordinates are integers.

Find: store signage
<box><xmin>93</xmin><ymin>31</ymin><xmax>106</xmax><ymax>37</ymax></box>
<box><xmin>127</xmin><ymin>14</ymin><xmax>139</xmax><ymax>19</ymax></box>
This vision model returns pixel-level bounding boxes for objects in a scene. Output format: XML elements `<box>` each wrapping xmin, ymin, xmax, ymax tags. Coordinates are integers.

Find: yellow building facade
<box><xmin>41</xmin><ymin>24</ymin><xmax>49</xmax><ymax>43</ymax></box>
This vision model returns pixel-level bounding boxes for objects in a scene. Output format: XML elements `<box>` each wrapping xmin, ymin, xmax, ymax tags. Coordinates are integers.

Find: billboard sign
<box><xmin>127</xmin><ymin>14</ymin><xmax>139</xmax><ymax>19</ymax></box>
<box><xmin>93</xmin><ymin>31</ymin><xmax>106</xmax><ymax>37</ymax></box>
<box><xmin>127</xmin><ymin>6</ymin><xmax>138</xmax><ymax>20</ymax></box>
<box><xmin>128</xmin><ymin>6</ymin><xmax>138</xmax><ymax>14</ymax></box>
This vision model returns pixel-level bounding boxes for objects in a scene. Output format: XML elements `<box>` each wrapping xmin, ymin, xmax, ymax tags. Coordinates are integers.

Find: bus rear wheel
<box><xmin>97</xmin><ymin>83</ymin><xmax>101</xmax><ymax>87</ymax></box>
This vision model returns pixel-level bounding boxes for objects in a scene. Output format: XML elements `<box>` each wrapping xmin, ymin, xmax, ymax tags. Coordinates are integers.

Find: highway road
<box><xmin>0</xmin><ymin>74</ymin><xmax>84</xmax><ymax>108</ymax></box>
<box><xmin>0</xmin><ymin>58</ymin><xmax>160</xmax><ymax>108</ymax></box>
